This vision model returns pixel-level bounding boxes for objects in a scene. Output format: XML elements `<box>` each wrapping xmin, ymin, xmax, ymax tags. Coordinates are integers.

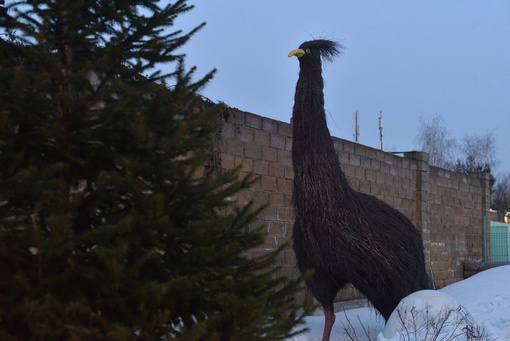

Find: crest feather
<box><xmin>299</xmin><ymin>39</ymin><xmax>343</xmax><ymax>62</ymax></box>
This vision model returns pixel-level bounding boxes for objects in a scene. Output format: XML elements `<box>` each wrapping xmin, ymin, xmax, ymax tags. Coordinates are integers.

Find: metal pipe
<box><xmin>483</xmin><ymin>215</ymin><xmax>487</xmax><ymax>261</ymax></box>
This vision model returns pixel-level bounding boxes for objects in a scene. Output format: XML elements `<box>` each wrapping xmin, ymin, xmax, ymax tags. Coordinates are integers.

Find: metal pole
<box><xmin>353</xmin><ymin>110</ymin><xmax>359</xmax><ymax>143</ymax></box>
<box><xmin>378</xmin><ymin>111</ymin><xmax>383</xmax><ymax>151</ymax></box>
<box><xmin>483</xmin><ymin>215</ymin><xmax>487</xmax><ymax>261</ymax></box>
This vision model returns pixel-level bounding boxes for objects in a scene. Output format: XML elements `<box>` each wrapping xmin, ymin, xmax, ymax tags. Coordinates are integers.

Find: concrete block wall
<box><xmin>215</xmin><ymin>107</ymin><xmax>489</xmax><ymax>304</ymax></box>
<box><xmin>428</xmin><ymin>168</ymin><xmax>490</xmax><ymax>287</ymax></box>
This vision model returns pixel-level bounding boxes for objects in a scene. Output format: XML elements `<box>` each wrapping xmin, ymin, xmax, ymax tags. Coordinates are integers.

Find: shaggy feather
<box><xmin>290</xmin><ymin>39</ymin><xmax>429</xmax><ymax>341</ymax></box>
<box><xmin>298</xmin><ymin>39</ymin><xmax>343</xmax><ymax>63</ymax></box>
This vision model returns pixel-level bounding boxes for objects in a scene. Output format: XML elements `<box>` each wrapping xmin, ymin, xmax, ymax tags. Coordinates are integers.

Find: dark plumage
<box><xmin>288</xmin><ymin>39</ymin><xmax>430</xmax><ymax>341</ymax></box>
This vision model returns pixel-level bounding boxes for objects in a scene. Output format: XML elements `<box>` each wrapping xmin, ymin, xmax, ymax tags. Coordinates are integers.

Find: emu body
<box><xmin>289</xmin><ymin>40</ymin><xmax>429</xmax><ymax>341</ymax></box>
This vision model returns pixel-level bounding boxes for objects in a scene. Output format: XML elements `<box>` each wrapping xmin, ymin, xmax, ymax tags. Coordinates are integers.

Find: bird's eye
<box><xmin>305</xmin><ymin>48</ymin><xmax>311</xmax><ymax>54</ymax></box>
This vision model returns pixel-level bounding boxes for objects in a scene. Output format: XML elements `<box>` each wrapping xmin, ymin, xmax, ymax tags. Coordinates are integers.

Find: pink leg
<box><xmin>322</xmin><ymin>304</ymin><xmax>336</xmax><ymax>341</ymax></box>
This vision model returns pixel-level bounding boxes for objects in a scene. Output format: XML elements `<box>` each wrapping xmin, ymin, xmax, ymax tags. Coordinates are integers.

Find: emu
<box><xmin>288</xmin><ymin>39</ymin><xmax>430</xmax><ymax>341</ymax></box>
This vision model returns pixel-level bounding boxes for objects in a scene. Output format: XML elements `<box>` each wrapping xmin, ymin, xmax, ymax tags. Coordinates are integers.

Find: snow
<box><xmin>378</xmin><ymin>290</ymin><xmax>479</xmax><ymax>341</ymax></box>
<box><xmin>288</xmin><ymin>265</ymin><xmax>510</xmax><ymax>341</ymax></box>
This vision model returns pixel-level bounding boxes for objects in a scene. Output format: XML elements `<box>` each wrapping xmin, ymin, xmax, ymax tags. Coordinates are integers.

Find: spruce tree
<box><xmin>0</xmin><ymin>1</ymin><xmax>307</xmax><ymax>339</ymax></box>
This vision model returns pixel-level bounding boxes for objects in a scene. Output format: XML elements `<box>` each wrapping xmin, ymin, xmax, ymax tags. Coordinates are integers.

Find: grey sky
<box><xmin>175</xmin><ymin>1</ymin><xmax>510</xmax><ymax>175</ymax></box>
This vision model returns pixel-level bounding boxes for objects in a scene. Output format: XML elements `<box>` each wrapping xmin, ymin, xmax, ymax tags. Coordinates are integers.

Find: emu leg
<box><xmin>303</xmin><ymin>269</ymin><xmax>344</xmax><ymax>341</ymax></box>
<box><xmin>322</xmin><ymin>301</ymin><xmax>335</xmax><ymax>341</ymax></box>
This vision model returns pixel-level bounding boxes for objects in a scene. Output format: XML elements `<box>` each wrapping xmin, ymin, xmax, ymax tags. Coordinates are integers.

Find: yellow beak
<box><xmin>288</xmin><ymin>48</ymin><xmax>305</xmax><ymax>58</ymax></box>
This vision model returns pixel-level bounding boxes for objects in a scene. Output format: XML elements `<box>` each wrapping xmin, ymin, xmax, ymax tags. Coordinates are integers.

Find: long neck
<box><xmin>292</xmin><ymin>65</ymin><xmax>330</xmax><ymax>145</ymax></box>
<box><xmin>291</xmin><ymin>62</ymin><xmax>352</xmax><ymax>204</ymax></box>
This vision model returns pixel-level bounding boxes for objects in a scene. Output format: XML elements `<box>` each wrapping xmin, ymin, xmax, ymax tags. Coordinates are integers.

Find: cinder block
<box><xmin>359</xmin><ymin>180</ymin><xmax>370</xmax><ymax>194</ymax></box>
<box><xmin>342</xmin><ymin>164</ymin><xmax>355</xmax><ymax>178</ymax></box>
<box><xmin>361</xmin><ymin>157</ymin><xmax>371</xmax><ymax>169</ymax></box>
<box><xmin>260</xmin><ymin>206</ymin><xmax>278</xmax><ymax>220</ymax></box>
<box><xmin>234</xmin><ymin>156</ymin><xmax>253</xmax><ymax>172</ymax></box>
<box><xmin>276</xmin><ymin>263</ymin><xmax>298</xmax><ymax>279</ymax></box>
<box><xmin>235</xmin><ymin>189</ymin><xmax>252</xmax><ymax>204</ymax></box>
<box><xmin>277</xmin><ymin>178</ymin><xmax>293</xmax><ymax>194</ymax></box>
<box><xmin>443</xmin><ymin>278</ymin><xmax>458</xmax><ymax>287</ymax></box>
<box><xmin>236</xmin><ymin>125</ymin><xmax>254</xmax><ymax>143</ymax></box>
<box><xmin>269</xmin><ymin>162</ymin><xmax>285</xmax><ymax>178</ymax></box>
<box><xmin>349</xmin><ymin>154</ymin><xmax>361</xmax><ymax>167</ymax></box>
<box><xmin>285</xmin><ymin>137</ymin><xmax>293</xmax><ymax>151</ymax></box>
<box><xmin>376</xmin><ymin>171</ymin><xmax>385</xmax><ymax>185</ymax></box>
<box><xmin>253</xmin><ymin>129</ymin><xmax>270</xmax><ymax>146</ymax></box>
<box><xmin>338</xmin><ymin>151</ymin><xmax>349</xmax><ymax>165</ymax></box>
<box><xmin>253</xmin><ymin>159</ymin><xmax>269</xmax><ymax>175</ymax></box>
<box><xmin>262</xmin><ymin>146</ymin><xmax>278</xmax><ymax>162</ymax></box>
<box><xmin>284</xmin><ymin>250</ymin><xmax>297</xmax><ymax>265</ymax></box>
<box><xmin>277</xmin><ymin>207</ymin><xmax>294</xmax><ymax>222</ymax></box>
<box><xmin>270</xmin><ymin>133</ymin><xmax>286</xmax><ymax>149</ymax></box>
<box><xmin>252</xmin><ymin>190</ymin><xmax>269</xmax><ymax>205</ymax></box>
<box><xmin>244</xmin><ymin>143</ymin><xmax>262</xmax><ymax>159</ymax></box>
<box><xmin>268</xmin><ymin>221</ymin><xmax>286</xmax><ymax>236</ymax></box>
<box><xmin>261</xmin><ymin>117</ymin><xmax>278</xmax><ymax>134</ymax></box>
<box><xmin>284</xmin><ymin>222</ymin><xmax>294</xmax><ymax>237</ymax></box>
<box><xmin>278</xmin><ymin>121</ymin><xmax>292</xmax><ymax>136</ymax></box>
<box><xmin>382</xmin><ymin>195</ymin><xmax>394</xmax><ymax>207</ymax></box>
<box><xmin>284</xmin><ymin>194</ymin><xmax>293</xmax><ymax>206</ymax></box>
<box><xmin>245</xmin><ymin>113</ymin><xmax>262</xmax><ymax>129</ymax></box>
<box><xmin>220</xmin><ymin>153</ymin><xmax>235</xmax><ymax>169</ymax></box>
<box><xmin>389</xmin><ymin>165</ymin><xmax>399</xmax><ymax>176</ymax></box>
<box><xmin>376</xmin><ymin>150</ymin><xmax>386</xmax><ymax>162</ymax></box>
<box><xmin>342</xmin><ymin>140</ymin><xmax>355</xmax><ymax>154</ymax></box>
<box><xmin>277</xmin><ymin>149</ymin><xmax>292</xmax><ymax>165</ymax></box>
<box><xmin>381</xmin><ymin>163</ymin><xmax>390</xmax><ymax>174</ymax></box>
<box><xmin>260</xmin><ymin>235</ymin><xmax>278</xmax><ymax>249</ymax></box>
<box><xmin>364</xmin><ymin>148</ymin><xmax>376</xmax><ymax>160</ymax></box>
<box><xmin>269</xmin><ymin>192</ymin><xmax>285</xmax><ymax>206</ymax></box>
<box><xmin>284</xmin><ymin>165</ymin><xmax>294</xmax><ymax>179</ymax></box>
<box><xmin>370</xmin><ymin>159</ymin><xmax>382</xmax><ymax>171</ymax></box>
<box><xmin>229</xmin><ymin>110</ymin><xmax>246</xmax><ymax>124</ymax></box>
<box><xmin>355</xmin><ymin>166</ymin><xmax>364</xmax><ymax>180</ymax></box>
<box><xmin>260</xmin><ymin>175</ymin><xmax>277</xmax><ymax>191</ymax></box>
<box><xmin>220</xmin><ymin>122</ymin><xmax>235</xmax><ymax>139</ymax></box>
<box><xmin>348</xmin><ymin>177</ymin><xmax>360</xmax><ymax>191</ymax></box>
<box><xmin>226</xmin><ymin>139</ymin><xmax>244</xmax><ymax>156</ymax></box>
<box><xmin>276</xmin><ymin>236</ymin><xmax>290</xmax><ymax>247</ymax></box>
<box><xmin>333</xmin><ymin>139</ymin><xmax>343</xmax><ymax>152</ymax></box>
<box><xmin>365</xmin><ymin>169</ymin><xmax>376</xmax><ymax>182</ymax></box>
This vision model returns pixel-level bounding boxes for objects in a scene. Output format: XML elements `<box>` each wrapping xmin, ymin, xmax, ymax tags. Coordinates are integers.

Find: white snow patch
<box><xmin>289</xmin><ymin>265</ymin><xmax>510</xmax><ymax>341</ymax></box>
<box><xmin>377</xmin><ymin>290</ymin><xmax>479</xmax><ymax>341</ymax></box>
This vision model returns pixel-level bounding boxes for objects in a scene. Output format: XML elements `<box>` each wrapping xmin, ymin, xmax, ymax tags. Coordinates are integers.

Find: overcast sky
<box><xmin>175</xmin><ymin>1</ymin><xmax>510</xmax><ymax>175</ymax></box>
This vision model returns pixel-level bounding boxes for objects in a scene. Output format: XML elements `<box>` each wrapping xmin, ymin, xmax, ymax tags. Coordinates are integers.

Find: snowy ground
<box><xmin>288</xmin><ymin>265</ymin><xmax>510</xmax><ymax>341</ymax></box>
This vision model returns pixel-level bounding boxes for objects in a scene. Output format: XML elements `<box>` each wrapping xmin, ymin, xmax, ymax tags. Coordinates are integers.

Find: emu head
<box><xmin>288</xmin><ymin>39</ymin><xmax>343</xmax><ymax>66</ymax></box>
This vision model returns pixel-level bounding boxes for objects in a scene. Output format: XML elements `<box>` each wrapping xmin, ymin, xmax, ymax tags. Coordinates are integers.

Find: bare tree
<box><xmin>491</xmin><ymin>173</ymin><xmax>510</xmax><ymax>213</ymax></box>
<box><xmin>450</xmin><ymin>133</ymin><xmax>497</xmax><ymax>193</ymax></box>
<box><xmin>415</xmin><ymin>114</ymin><xmax>458</xmax><ymax>169</ymax></box>
<box><xmin>454</xmin><ymin>132</ymin><xmax>498</xmax><ymax>173</ymax></box>
<box><xmin>415</xmin><ymin>115</ymin><xmax>498</xmax><ymax>180</ymax></box>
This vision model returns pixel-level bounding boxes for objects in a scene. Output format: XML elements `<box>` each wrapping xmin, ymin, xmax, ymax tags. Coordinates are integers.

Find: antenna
<box><xmin>378</xmin><ymin>111</ymin><xmax>383</xmax><ymax>151</ymax></box>
<box><xmin>353</xmin><ymin>110</ymin><xmax>360</xmax><ymax>143</ymax></box>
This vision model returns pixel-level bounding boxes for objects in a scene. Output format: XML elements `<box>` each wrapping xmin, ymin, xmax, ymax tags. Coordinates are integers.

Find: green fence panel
<box><xmin>490</xmin><ymin>222</ymin><xmax>510</xmax><ymax>262</ymax></box>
